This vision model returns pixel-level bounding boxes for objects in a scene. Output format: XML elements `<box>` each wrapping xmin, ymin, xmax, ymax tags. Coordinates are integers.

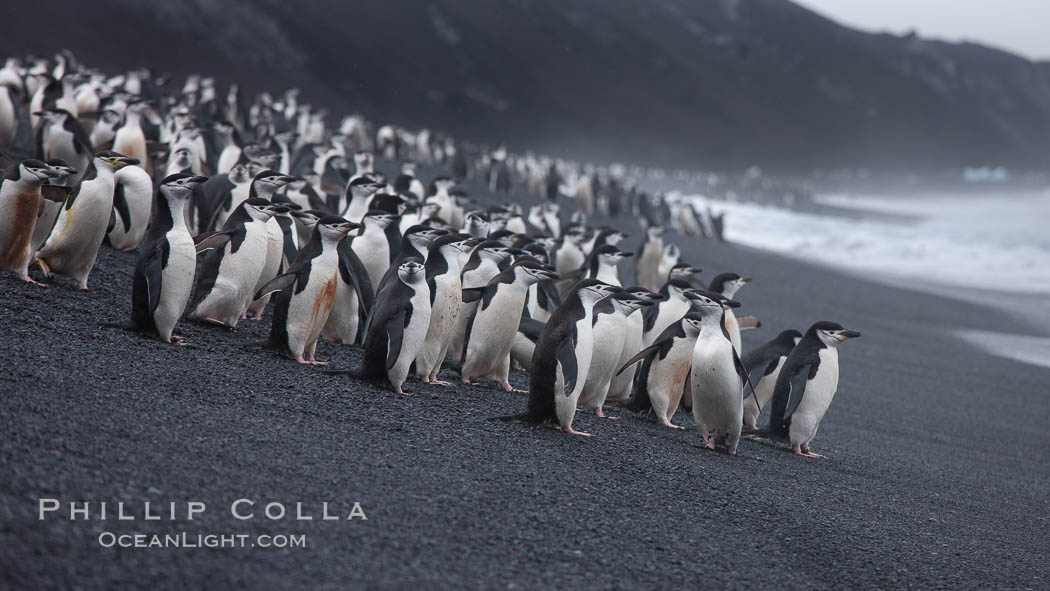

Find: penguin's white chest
<box><xmin>355</xmin><ymin>234</ymin><xmax>388</xmax><ymax>288</ymax></box>
<box><xmin>791</xmin><ymin>347</ymin><xmax>839</xmax><ymax>443</ymax></box>
<box><xmin>691</xmin><ymin>333</ymin><xmax>743</xmax><ymax>435</ymax></box>
<box><xmin>155</xmin><ymin>229</ymin><xmax>197</xmax><ymax>334</ymax></box>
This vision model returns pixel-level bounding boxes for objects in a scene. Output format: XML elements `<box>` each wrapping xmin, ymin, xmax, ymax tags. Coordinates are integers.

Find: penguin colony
<box><xmin>0</xmin><ymin>51</ymin><xmax>861</xmax><ymax>457</ymax></box>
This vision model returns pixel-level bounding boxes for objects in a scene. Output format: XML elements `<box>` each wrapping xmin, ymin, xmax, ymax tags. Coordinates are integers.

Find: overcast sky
<box><xmin>792</xmin><ymin>0</ymin><xmax>1050</xmax><ymax>61</ymax></box>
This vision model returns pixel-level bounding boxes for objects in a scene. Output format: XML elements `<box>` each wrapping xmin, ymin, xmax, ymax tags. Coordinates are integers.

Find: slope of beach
<box><xmin>1</xmin><ymin>168</ymin><xmax>1048</xmax><ymax>589</ymax></box>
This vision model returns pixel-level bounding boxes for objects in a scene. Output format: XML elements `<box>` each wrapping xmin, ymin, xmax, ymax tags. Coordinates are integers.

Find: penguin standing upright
<box><xmin>618</xmin><ymin>313</ymin><xmax>704</xmax><ymax>429</ymax></box>
<box><xmin>641</xmin><ymin>279</ymin><xmax>694</xmax><ymax>347</ymax></box>
<box><xmin>350</xmin><ymin>210</ymin><xmax>397</xmax><ymax>290</ymax></box>
<box><xmin>131</xmin><ymin>174</ymin><xmax>208</xmax><ymax>343</ymax></box>
<box><xmin>244</xmin><ymin>170</ymin><xmax>295</xmax><ymax>319</ymax></box>
<box><xmin>0</xmin><ymin>84</ymin><xmax>17</xmax><ymax>146</ymax></box>
<box><xmin>320</xmin><ymin>228</ymin><xmax>374</xmax><ymax>346</ymax></box>
<box><xmin>415</xmin><ymin>234</ymin><xmax>474</xmax><ymax>384</ymax></box>
<box><xmin>741</xmin><ymin>329</ymin><xmax>803</xmax><ymax>430</ymax></box>
<box><xmin>606</xmin><ymin>285</ymin><xmax>661</xmax><ymax>402</ymax></box>
<box><xmin>709</xmin><ymin>272</ymin><xmax>751</xmax><ymax>353</ymax></box>
<box><xmin>112</xmin><ymin>101</ymin><xmax>151</xmax><ymax>175</ymax></box>
<box><xmin>460</xmin><ymin>259</ymin><xmax>558</xmax><ymax>391</ymax></box>
<box><xmin>449</xmin><ymin>240</ymin><xmax>519</xmax><ymax>361</ymax></box>
<box><xmin>360</xmin><ymin>259</ymin><xmax>431</xmax><ymax>394</ymax></box>
<box><xmin>36</xmin><ymin>109</ymin><xmax>92</xmax><ymax>186</ymax></box>
<box><xmin>577</xmin><ymin>291</ymin><xmax>652</xmax><ymax>417</ymax></box>
<box><xmin>0</xmin><ymin>160</ymin><xmax>62</xmax><ymax>284</ymax></box>
<box><xmin>256</xmin><ymin>216</ymin><xmax>358</xmax><ymax>363</ymax></box>
<box><xmin>105</xmin><ymin>164</ymin><xmax>154</xmax><ymax>251</ymax></box>
<box><xmin>688</xmin><ymin>290</ymin><xmax>754</xmax><ymax>455</ymax></box>
<box><xmin>635</xmin><ymin>226</ymin><xmax>664</xmax><ymax>291</ymax></box>
<box><xmin>766</xmin><ymin>321</ymin><xmax>860</xmax><ymax>457</ymax></box>
<box><xmin>502</xmin><ymin>280</ymin><xmax>619</xmax><ymax>436</ymax></box>
<box><xmin>35</xmin><ymin>152</ymin><xmax>138</xmax><ymax>290</ymax></box>
<box><xmin>190</xmin><ymin>198</ymin><xmax>284</xmax><ymax>327</ymax></box>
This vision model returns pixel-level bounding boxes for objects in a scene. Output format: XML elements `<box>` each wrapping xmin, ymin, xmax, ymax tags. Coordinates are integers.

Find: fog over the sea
<box><xmin>794</xmin><ymin>0</ymin><xmax>1050</xmax><ymax>60</ymax></box>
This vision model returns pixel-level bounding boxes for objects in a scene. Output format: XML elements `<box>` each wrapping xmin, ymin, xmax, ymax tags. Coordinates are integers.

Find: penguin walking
<box><xmin>105</xmin><ymin>164</ymin><xmax>154</xmax><ymax>251</ymax></box>
<box><xmin>415</xmin><ymin>234</ymin><xmax>474</xmax><ymax>384</ymax></box>
<box><xmin>360</xmin><ymin>259</ymin><xmax>431</xmax><ymax>394</ymax></box>
<box><xmin>617</xmin><ymin>313</ymin><xmax>704</xmax><ymax>429</ymax></box>
<box><xmin>606</xmin><ymin>286</ymin><xmax>661</xmax><ymax>402</ymax></box>
<box><xmin>577</xmin><ymin>291</ymin><xmax>652</xmax><ymax>417</ymax></box>
<box><xmin>688</xmin><ymin>290</ymin><xmax>755</xmax><ymax>455</ymax></box>
<box><xmin>765</xmin><ymin>322</ymin><xmax>861</xmax><ymax>457</ymax></box>
<box><xmin>256</xmin><ymin>216</ymin><xmax>358</xmax><ymax>363</ymax></box>
<box><xmin>35</xmin><ymin>152</ymin><xmax>138</xmax><ymax>290</ymax></box>
<box><xmin>131</xmin><ymin>174</ymin><xmax>208</xmax><ymax>343</ymax></box>
<box><xmin>501</xmin><ymin>280</ymin><xmax>619</xmax><ymax>436</ymax></box>
<box><xmin>0</xmin><ymin>160</ymin><xmax>62</xmax><ymax>284</ymax></box>
<box><xmin>460</xmin><ymin>260</ymin><xmax>558</xmax><ymax>391</ymax></box>
<box><xmin>740</xmin><ymin>329</ymin><xmax>803</xmax><ymax>430</ymax></box>
<box><xmin>190</xmin><ymin>198</ymin><xmax>285</xmax><ymax>327</ymax></box>
<box><xmin>708</xmin><ymin>272</ymin><xmax>752</xmax><ymax>353</ymax></box>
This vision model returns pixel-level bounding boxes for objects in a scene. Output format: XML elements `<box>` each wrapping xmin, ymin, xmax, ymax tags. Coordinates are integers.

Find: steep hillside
<box><xmin>4</xmin><ymin>0</ymin><xmax>1049</xmax><ymax>171</ymax></box>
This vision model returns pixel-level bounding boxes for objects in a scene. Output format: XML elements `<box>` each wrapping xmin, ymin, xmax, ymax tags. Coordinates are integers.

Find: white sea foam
<box><xmin>679</xmin><ymin>189</ymin><xmax>1050</xmax><ymax>295</ymax></box>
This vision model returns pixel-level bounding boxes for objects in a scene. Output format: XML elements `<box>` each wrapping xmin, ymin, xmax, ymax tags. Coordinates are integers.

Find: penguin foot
<box><xmin>35</xmin><ymin>259</ymin><xmax>52</xmax><ymax>278</ymax></box>
<box><xmin>296</xmin><ymin>355</ymin><xmax>328</xmax><ymax>365</ymax></box>
<box><xmin>794</xmin><ymin>444</ymin><xmax>825</xmax><ymax>458</ymax></box>
<box><xmin>704</xmin><ymin>440</ymin><xmax>715</xmax><ymax>450</ymax></box>
<box><xmin>660</xmin><ymin>420</ymin><xmax>684</xmax><ymax>430</ymax></box>
<box><xmin>202</xmin><ymin>317</ymin><xmax>230</xmax><ymax>328</ymax></box>
<box><xmin>501</xmin><ymin>382</ymin><xmax>527</xmax><ymax>393</ymax></box>
<box><xmin>18</xmin><ymin>273</ymin><xmax>46</xmax><ymax>287</ymax></box>
<box><xmin>558</xmin><ymin>425</ymin><xmax>592</xmax><ymax>437</ymax></box>
<box><xmin>594</xmin><ymin>409</ymin><xmax>618</xmax><ymax>420</ymax></box>
<box><xmin>430</xmin><ymin>379</ymin><xmax>453</xmax><ymax>387</ymax></box>
<box><xmin>170</xmin><ymin>336</ymin><xmax>189</xmax><ymax>347</ymax></box>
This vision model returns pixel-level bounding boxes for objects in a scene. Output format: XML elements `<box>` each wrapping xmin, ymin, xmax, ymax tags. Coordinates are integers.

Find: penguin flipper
<box><xmin>556</xmin><ymin>341</ymin><xmax>579</xmax><ymax>397</ymax></box>
<box><xmin>384</xmin><ymin>310</ymin><xmax>409</xmax><ymax>371</ymax></box>
<box><xmin>143</xmin><ymin>242</ymin><xmax>166</xmax><ymax>317</ymax></box>
<box><xmin>41</xmin><ymin>185</ymin><xmax>71</xmax><ymax>203</ymax></box>
<box><xmin>461</xmin><ymin>287</ymin><xmax>485</xmax><ymax>303</ymax></box>
<box><xmin>194</xmin><ymin>232</ymin><xmax>233</xmax><ymax>254</ymax></box>
<box><xmin>112</xmin><ymin>183</ymin><xmax>132</xmax><ymax>233</ymax></box>
<box><xmin>254</xmin><ymin>273</ymin><xmax>297</xmax><ymax>301</ymax></box>
<box><xmin>616</xmin><ymin>343</ymin><xmax>661</xmax><ymax>376</ymax></box>
<box><xmin>733</xmin><ymin>348</ymin><xmax>762</xmax><ymax>412</ymax></box>
<box><xmin>782</xmin><ymin>361</ymin><xmax>817</xmax><ymax>421</ymax></box>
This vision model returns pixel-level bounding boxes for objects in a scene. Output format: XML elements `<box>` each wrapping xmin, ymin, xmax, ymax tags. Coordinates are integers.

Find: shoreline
<box><xmin>2</xmin><ymin>162</ymin><xmax>1049</xmax><ymax>588</ymax></box>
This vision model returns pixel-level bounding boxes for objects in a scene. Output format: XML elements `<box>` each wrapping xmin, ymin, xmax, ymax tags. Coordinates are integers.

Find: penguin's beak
<box><xmin>279</xmin><ymin>175</ymin><xmax>296</xmax><ymax>184</ymax></box>
<box><xmin>188</xmin><ymin>175</ymin><xmax>208</xmax><ymax>185</ymax></box>
<box><xmin>618</xmin><ymin>251</ymin><xmax>634</xmax><ymax>258</ymax></box>
<box><xmin>114</xmin><ymin>157</ymin><xmax>139</xmax><ymax>167</ymax></box>
<box><xmin>741</xmin><ymin>277</ymin><xmax>752</xmax><ymax>283</ymax></box>
<box><xmin>723</xmin><ymin>299</ymin><xmax>742</xmax><ymax>308</ymax></box>
<box><xmin>339</xmin><ymin>222</ymin><xmax>360</xmax><ymax>234</ymax></box>
<box><xmin>842</xmin><ymin>329</ymin><xmax>861</xmax><ymax>339</ymax></box>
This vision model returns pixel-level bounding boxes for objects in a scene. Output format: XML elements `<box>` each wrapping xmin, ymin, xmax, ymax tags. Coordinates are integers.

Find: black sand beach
<box><xmin>1</xmin><ymin>170</ymin><xmax>1048</xmax><ymax>589</ymax></box>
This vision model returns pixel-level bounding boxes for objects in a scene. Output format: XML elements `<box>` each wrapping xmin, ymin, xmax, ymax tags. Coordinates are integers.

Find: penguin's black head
<box><xmin>291</xmin><ymin>210</ymin><xmax>322</xmax><ymax>227</ymax></box>
<box><xmin>513</xmin><ymin>259</ymin><xmax>558</xmax><ymax>283</ymax></box>
<box><xmin>35</xmin><ymin>108</ymin><xmax>72</xmax><ymax>123</ymax></box>
<box><xmin>315</xmin><ymin>215</ymin><xmax>359</xmax><ymax>240</ymax></box>
<box><xmin>682</xmin><ymin>312</ymin><xmax>704</xmax><ymax>334</ymax></box>
<box><xmin>778</xmin><ymin>329</ymin><xmax>804</xmax><ymax>346</ymax></box>
<box><xmin>686</xmin><ymin>289</ymin><xmax>737</xmax><ymax>311</ymax></box>
<box><xmin>363</xmin><ymin>209</ymin><xmax>398</xmax><ymax>228</ymax></box>
<box><xmin>488</xmin><ymin>229</ymin><xmax>515</xmax><ymax>246</ymax></box>
<box><xmin>575</xmin><ymin>279</ymin><xmax>620</xmax><ymax>304</ymax></box>
<box><xmin>95</xmin><ymin>151</ymin><xmax>139</xmax><ymax>169</ymax></box>
<box><xmin>623</xmin><ymin>286</ymin><xmax>663</xmax><ymax>302</ymax></box>
<box><xmin>349</xmin><ymin>176</ymin><xmax>385</xmax><ymax>197</ymax></box>
<box><xmin>669</xmin><ymin>262</ymin><xmax>701</xmax><ymax>280</ymax></box>
<box><xmin>709</xmin><ymin>272</ymin><xmax>751</xmax><ymax>297</ymax></box>
<box><xmin>810</xmin><ymin>321</ymin><xmax>861</xmax><ymax>345</ymax></box>
<box><xmin>17</xmin><ymin>159</ymin><xmax>59</xmax><ymax>183</ymax></box>
<box><xmin>610</xmin><ymin>290</ymin><xmax>655</xmax><ymax>312</ymax></box>
<box><xmin>595</xmin><ymin>244</ymin><xmax>632</xmax><ymax>262</ymax></box>
<box><xmin>245</xmin><ymin>198</ymin><xmax>285</xmax><ymax>220</ymax></box>
<box><xmin>254</xmin><ymin>170</ymin><xmax>295</xmax><ymax>187</ymax></box>
<box><xmin>521</xmin><ymin>243</ymin><xmax>549</xmax><ymax>264</ymax></box>
<box><xmin>159</xmin><ymin>173</ymin><xmax>208</xmax><ymax>200</ymax></box>
<box><xmin>397</xmin><ymin>258</ymin><xmax>425</xmax><ymax>282</ymax></box>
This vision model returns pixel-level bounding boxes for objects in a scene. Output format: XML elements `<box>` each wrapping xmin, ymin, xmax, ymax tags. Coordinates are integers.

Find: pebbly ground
<box><xmin>1</xmin><ymin>171</ymin><xmax>1049</xmax><ymax>590</ymax></box>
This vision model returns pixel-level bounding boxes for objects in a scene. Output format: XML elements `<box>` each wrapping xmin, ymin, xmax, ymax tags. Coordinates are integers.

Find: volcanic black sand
<box><xmin>2</xmin><ymin>170</ymin><xmax>1048</xmax><ymax>590</ymax></box>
